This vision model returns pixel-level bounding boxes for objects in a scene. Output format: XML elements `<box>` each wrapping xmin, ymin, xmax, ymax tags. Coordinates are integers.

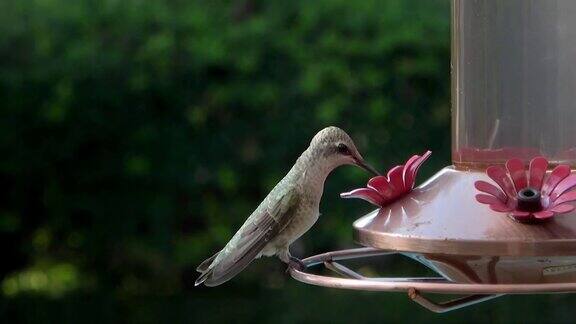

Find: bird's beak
<box><xmin>354</xmin><ymin>158</ymin><xmax>380</xmax><ymax>176</ymax></box>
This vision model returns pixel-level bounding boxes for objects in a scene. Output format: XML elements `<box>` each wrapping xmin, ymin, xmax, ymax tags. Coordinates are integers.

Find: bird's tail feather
<box><xmin>196</xmin><ymin>251</ymin><xmax>219</xmax><ymax>273</ymax></box>
<box><xmin>195</xmin><ymin>251</ymin><xmax>220</xmax><ymax>287</ymax></box>
<box><xmin>201</xmin><ymin>256</ymin><xmax>257</xmax><ymax>287</ymax></box>
<box><xmin>196</xmin><ymin>242</ymin><xmax>264</xmax><ymax>287</ymax></box>
<box><xmin>195</xmin><ymin>258</ymin><xmax>257</xmax><ymax>287</ymax></box>
<box><xmin>195</xmin><ymin>270</ymin><xmax>211</xmax><ymax>286</ymax></box>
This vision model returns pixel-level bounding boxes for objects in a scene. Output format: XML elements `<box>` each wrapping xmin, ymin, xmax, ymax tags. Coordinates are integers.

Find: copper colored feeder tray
<box><xmin>289</xmin><ymin>167</ymin><xmax>576</xmax><ymax>313</ymax></box>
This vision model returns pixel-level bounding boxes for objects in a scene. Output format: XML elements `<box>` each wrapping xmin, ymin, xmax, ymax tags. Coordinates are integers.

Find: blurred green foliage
<box><xmin>3</xmin><ymin>0</ymin><xmax>571</xmax><ymax>323</ymax></box>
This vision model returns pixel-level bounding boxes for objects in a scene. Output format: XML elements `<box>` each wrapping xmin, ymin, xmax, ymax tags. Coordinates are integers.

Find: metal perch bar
<box><xmin>323</xmin><ymin>260</ymin><xmax>446</xmax><ymax>283</ymax></box>
<box><xmin>324</xmin><ymin>261</ymin><xmax>365</xmax><ymax>280</ymax></box>
<box><xmin>408</xmin><ymin>288</ymin><xmax>503</xmax><ymax>313</ymax></box>
<box><xmin>300</xmin><ymin>247</ymin><xmax>392</xmax><ymax>267</ymax></box>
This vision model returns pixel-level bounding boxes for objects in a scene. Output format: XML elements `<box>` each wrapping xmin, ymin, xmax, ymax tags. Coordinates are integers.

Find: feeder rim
<box><xmin>353</xmin><ymin>166</ymin><xmax>576</xmax><ymax>257</ymax></box>
<box><xmin>354</xmin><ymin>228</ymin><xmax>576</xmax><ymax>257</ymax></box>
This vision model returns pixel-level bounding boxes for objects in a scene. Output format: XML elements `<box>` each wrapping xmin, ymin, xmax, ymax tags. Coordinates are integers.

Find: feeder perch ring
<box><xmin>288</xmin><ymin>247</ymin><xmax>576</xmax><ymax>313</ymax></box>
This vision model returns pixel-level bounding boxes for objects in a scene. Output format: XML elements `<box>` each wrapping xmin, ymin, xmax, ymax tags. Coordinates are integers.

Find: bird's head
<box><xmin>308</xmin><ymin>126</ymin><xmax>380</xmax><ymax>176</ymax></box>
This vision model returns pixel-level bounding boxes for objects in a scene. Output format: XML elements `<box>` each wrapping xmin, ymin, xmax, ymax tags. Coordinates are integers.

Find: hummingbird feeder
<box><xmin>288</xmin><ymin>0</ymin><xmax>576</xmax><ymax>313</ymax></box>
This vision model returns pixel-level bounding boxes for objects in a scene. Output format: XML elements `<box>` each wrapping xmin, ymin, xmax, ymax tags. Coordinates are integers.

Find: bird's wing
<box><xmin>202</xmin><ymin>186</ymin><xmax>299</xmax><ymax>287</ymax></box>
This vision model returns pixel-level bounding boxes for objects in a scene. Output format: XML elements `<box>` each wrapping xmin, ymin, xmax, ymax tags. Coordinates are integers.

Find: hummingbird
<box><xmin>195</xmin><ymin>126</ymin><xmax>379</xmax><ymax>287</ymax></box>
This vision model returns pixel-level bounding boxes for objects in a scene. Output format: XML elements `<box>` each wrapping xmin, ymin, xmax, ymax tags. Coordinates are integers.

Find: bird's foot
<box><xmin>287</xmin><ymin>256</ymin><xmax>307</xmax><ymax>271</ymax></box>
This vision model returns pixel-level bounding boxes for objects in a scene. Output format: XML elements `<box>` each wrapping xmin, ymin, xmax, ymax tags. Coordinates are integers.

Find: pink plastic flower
<box><xmin>475</xmin><ymin>157</ymin><xmax>576</xmax><ymax>222</ymax></box>
<box><xmin>340</xmin><ymin>151</ymin><xmax>431</xmax><ymax>207</ymax></box>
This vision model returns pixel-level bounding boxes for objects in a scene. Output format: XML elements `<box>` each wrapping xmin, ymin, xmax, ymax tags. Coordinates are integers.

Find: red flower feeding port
<box><xmin>340</xmin><ymin>151</ymin><xmax>431</xmax><ymax>207</ymax></box>
<box><xmin>287</xmin><ymin>0</ymin><xmax>576</xmax><ymax>313</ymax></box>
<box><xmin>475</xmin><ymin>157</ymin><xmax>576</xmax><ymax>222</ymax></box>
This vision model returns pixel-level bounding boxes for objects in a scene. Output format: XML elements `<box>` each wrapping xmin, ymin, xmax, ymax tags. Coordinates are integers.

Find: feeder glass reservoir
<box><xmin>452</xmin><ymin>0</ymin><xmax>576</xmax><ymax>168</ymax></box>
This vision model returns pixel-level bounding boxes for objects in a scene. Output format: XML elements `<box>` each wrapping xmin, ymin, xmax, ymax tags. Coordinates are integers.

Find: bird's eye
<box><xmin>337</xmin><ymin>143</ymin><xmax>351</xmax><ymax>155</ymax></box>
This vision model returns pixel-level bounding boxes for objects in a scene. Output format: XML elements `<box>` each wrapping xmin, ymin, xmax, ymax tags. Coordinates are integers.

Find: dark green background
<box><xmin>1</xmin><ymin>0</ymin><xmax>573</xmax><ymax>322</ymax></box>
